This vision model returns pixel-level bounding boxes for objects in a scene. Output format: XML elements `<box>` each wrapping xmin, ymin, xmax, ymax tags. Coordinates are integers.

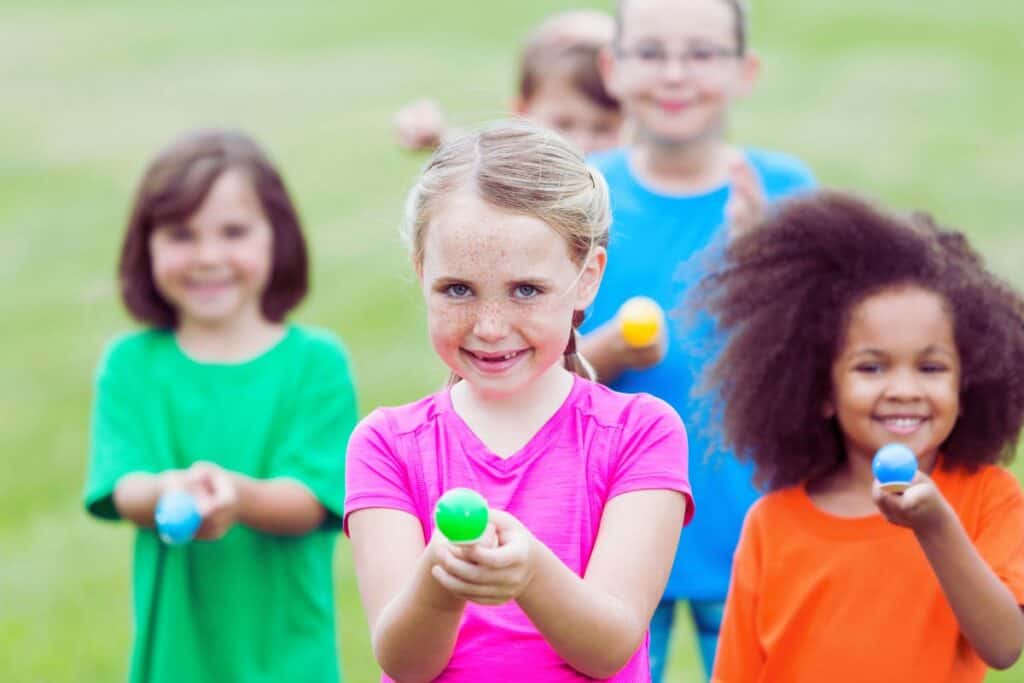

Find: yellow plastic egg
<box><xmin>619</xmin><ymin>296</ymin><xmax>664</xmax><ymax>347</ymax></box>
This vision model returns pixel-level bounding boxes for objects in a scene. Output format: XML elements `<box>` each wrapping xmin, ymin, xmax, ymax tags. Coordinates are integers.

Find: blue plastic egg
<box><xmin>155</xmin><ymin>490</ymin><xmax>201</xmax><ymax>545</ymax></box>
<box><xmin>872</xmin><ymin>443</ymin><xmax>918</xmax><ymax>486</ymax></box>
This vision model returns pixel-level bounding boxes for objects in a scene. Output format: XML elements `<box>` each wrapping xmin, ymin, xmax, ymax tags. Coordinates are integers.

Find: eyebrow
<box><xmin>432</xmin><ymin>275</ymin><xmax>558</xmax><ymax>286</ymax></box>
<box><xmin>847</xmin><ymin>345</ymin><xmax>957</xmax><ymax>359</ymax></box>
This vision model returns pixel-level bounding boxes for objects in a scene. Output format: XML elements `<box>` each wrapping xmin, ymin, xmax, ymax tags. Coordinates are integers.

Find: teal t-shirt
<box><xmin>84</xmin><ymin>325</ymin><xmax>358</xmax><ymax>683</ymax></box>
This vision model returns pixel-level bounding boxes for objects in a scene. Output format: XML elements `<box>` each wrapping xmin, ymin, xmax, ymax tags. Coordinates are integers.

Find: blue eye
<box><xmin>921</xmin><ymin>363</ymin><xmax>948</xmax><ymax>373</ymax></box>
<box><xmin>514</xmin><ymin>284</ymin><xmax>540</xmax><ymax>299</ymax></box>
<box><xmin>445</xmin><ymin>283</ymin><xmax>472</xmax><ymax>298</ymax></box>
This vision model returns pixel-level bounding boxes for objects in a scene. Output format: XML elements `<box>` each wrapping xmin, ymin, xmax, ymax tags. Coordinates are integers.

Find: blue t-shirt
<box><xmin>583</xmin><ymin>147</ymin><xmax>816</xmax><ymax>600</ymax></box>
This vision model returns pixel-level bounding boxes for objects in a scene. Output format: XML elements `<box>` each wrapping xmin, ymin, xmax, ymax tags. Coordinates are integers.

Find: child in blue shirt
<box><xmin>580</xmin><ymin>1</ymin><xmax>815</xmax><ymax>679</ymax></box>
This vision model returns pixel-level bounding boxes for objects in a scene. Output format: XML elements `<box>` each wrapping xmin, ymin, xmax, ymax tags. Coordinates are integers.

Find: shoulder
<box><xmin>745</xmin><ymin>487</ymin><xmax>804</xmax><ymax>528</ymax></box>
<box><xmin>288</xmin><ymin>325</ymin><xmax>351</xmax><ymax>364</ymax></box>
<box><xmin>573</xmin><ymin>378</ymin><xmax>684</xmax><ymax>432</ymax></box>
<box><xmin>744</xmin><ymin>147</ymin><xmax>816</xmax><ymax>194</ymax></box>
<box><xmin>587</xmin><ymin>147</ymin><xmax>630</xmax><ymax>180</ymax></box>
<box><xmin>941</xmin><ymin>464</ymin><xmax>1023</xmax><ymax>504</ymax></box>
<box><xmin>283</xmin><ymin>325</ymin><xmax>355</xmax><ymax>382</ymax></box>
<box><xmin>96</xmin><ymin>328</ymin><xmax>171</xmax><ymax>376</ymax></box>
<box><xmin>355</xmin><ymin>392</ymin><xmax>447</xmax><ymax>441</ymax></box>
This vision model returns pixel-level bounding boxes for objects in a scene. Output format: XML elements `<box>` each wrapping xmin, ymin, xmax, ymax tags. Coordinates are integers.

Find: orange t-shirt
<box><xmin>713</xmin><ymin>465</ymin><xmax>1024</xmax><ymax>683</ymax></box>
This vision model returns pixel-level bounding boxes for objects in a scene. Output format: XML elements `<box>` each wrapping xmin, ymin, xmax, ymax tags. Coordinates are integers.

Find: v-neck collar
<box><xmin>439</xmin><ymin>374</ymin><xmax>583</xmax><ymax>472</ymax></box>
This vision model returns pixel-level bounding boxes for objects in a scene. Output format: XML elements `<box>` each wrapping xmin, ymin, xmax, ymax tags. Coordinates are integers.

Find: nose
<box><xmin>194</xmin><ymin>236</ymin><xmax>223</xmax><ymax>265</ymax></box>
<box><xmin>660</xmin><ymin>55</ymin><xmax>689</xmax><ymax>83</ymax></box>
<box><xmin>885</xmin><ymin>366</ymin><xmax>923</xmax><ymax>401</ymax></box>
<box><xmin>472</xmin><ymin>302</ymin><xmax>509</xmax><ymax>342</ymax></box>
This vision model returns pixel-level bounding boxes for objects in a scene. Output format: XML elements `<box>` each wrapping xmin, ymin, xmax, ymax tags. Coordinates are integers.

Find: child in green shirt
<box><xmin>85</xmin><ymin>128</ymin><xmax>358</xmax><ymax>683</ymax></box>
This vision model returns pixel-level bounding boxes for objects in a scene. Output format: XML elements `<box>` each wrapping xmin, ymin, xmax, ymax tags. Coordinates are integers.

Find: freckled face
<box><xmin>418</xmin><ymin>189</ymin><xmax>603</xmax><ymax>399</ymax></box>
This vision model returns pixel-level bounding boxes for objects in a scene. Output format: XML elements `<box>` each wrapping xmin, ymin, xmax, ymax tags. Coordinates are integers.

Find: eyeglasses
<box><xmin>617</xmin><ymin>43</ymin><xmax>741</xmax><ymax>79</ymax></box>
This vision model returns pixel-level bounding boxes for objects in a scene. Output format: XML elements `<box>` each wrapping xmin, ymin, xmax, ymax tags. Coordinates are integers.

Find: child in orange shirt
<box><xmin>696</xmin><ymin>191</ymin><xmax>1024</xmax><ymax>682</ymax></box>
<box><xmin>393</xmin><ymin>10</ymin><xmax>622</xmax><ymax>156</ymax></box>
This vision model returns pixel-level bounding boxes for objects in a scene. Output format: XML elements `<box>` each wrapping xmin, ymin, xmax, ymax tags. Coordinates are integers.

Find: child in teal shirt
<box><xmin>85</xmin><ymin>129</ymin><xmax>357</xmax><ymax>683</ymax></box>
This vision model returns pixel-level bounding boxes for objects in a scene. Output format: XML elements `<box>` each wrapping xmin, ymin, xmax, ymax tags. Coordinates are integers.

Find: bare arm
<box><xmin>915</xmin><ymin>504</ymin><xmax>1024</xmax><ymax>668</ymax></box>
<box><xmin>435</xmin><ymin>490</ymin><xmax>686</xmax><ymax>678</ymax></box>
<box><xmin>521</xmin><ymin>490</ymin><xmax>686</xmax><ymax>677</ymax></box>
<box><xmin>578</xmin><ymin>318</ymin><xmax>665</xmax><ymax>386</ymax></box>
<box><xmin>876</xmin><ymin>476</ymin><xmax>1024</xmax><ymax>669</ymax></box>
<box><xmin>349</xmin><ymin>508</ymin><xmax>466</xmax><ymax>682</ymax></box>
<box><xmin>113</xmin><ymin>471</ymin><xmax>180</xmax><ymax>528</ymax></box>
<box><xmin>113</xmin><ymin>464</ymin><xmax>327</xmax><ymax>538</ymax></box>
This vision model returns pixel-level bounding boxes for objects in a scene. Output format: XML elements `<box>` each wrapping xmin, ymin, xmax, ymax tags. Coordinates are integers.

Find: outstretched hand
<box><xmin>183</xmin><ymin>461</ymin><xmax>240</xmax><ymax>540</ymax></box>
<box><xmin>873</xmin><ymin>470</ymin><xmax>951</xmax><ymax>533</ymax></box>
<box><xmin>430</xmin><ymin>509</ymin><xmax>538</xmax><ymax>606</ymax></box>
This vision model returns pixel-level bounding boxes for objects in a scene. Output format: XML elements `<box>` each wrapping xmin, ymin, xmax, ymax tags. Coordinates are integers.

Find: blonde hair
<box><xmin>403</xmin><ymin>120</ymin><xmax>611</xmax><ymax>381</ymax></box>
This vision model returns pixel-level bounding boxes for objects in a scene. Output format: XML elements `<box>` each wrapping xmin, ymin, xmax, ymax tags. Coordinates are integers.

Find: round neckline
<box><xmin>439</xmin><ymin>373</ymin><xmax>583</xmax><ymax>470</ymax></box>
<box><xmin>170</xmin><ymin>324</ymin><xmax>295</xmax><ymax>371</ymax></box>
<box><xmin>784</xmin><ymin>484</ymin><xmax>901</xmax><ymax>541</ymax></box>
<box><xmin>624</xmin><ymin>147</ymin><xmax>738</xmax><ymax>201</ymax></box>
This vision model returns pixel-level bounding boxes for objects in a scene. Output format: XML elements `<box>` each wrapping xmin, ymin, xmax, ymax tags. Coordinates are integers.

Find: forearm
<box><xmin>916</xmin><ymin>507</ymin><xmax>1024</xmax><ymax>669</ymax></box>
<box><xmin>517</xmin><ymin>539</ymin><xmax>646</xmax><ymax>679</ymax></box>
<box><xmin>232</xmin><ymin>474</ymin><xmax>326</xmax><ymax>536</ymax></box>
<box><xmin>579</xmin><ymin>323</ymin><xmax>628</xmax><ymax>385</ymax></box>
<box><xmin>373</xmin><ymin>551</ymin><xmax>466</xmax><ymax>682</ymax></box>
<box><xmin>113</xmin><ymin>472</ymin><xmax>169</xmax><ymax>527</ymax></box>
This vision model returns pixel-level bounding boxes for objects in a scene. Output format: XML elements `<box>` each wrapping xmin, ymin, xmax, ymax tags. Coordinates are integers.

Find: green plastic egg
<box><xmin>434</xmin><ymin>488</ymin><xmax>489</xmax><ymax>544</ymax></box>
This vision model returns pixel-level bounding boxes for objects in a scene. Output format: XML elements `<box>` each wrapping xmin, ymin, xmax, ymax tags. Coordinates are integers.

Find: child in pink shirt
<box><xmin>345</xmin><ymin>121</ymin><xmax>693</xmax><ymax>682</ymax></box>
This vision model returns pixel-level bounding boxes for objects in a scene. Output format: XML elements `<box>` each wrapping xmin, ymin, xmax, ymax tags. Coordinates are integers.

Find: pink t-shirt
<box><xmin>345</xmin><ymin>375</ymin><xmax>693</xmax><ymax>682</ymax></box>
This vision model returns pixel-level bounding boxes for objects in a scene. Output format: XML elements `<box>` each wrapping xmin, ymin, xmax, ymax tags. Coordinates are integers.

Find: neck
<box><xmin>454</xmin><ymin>363</ymin><xmax>574</xmax><ymax>419</ymax></box>
<box><xmin>631</xmin><ymin>133</ymin><xmax>734</xmax><ymax>194</ymax></box>
<box><xmin>176</xmin><ymin>313</ymin><xmax>284</xmax><ymax>363</ymax></box>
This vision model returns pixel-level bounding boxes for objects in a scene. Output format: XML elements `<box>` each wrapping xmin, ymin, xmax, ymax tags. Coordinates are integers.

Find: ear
<box><xmin>598</xmin><ymin>46</ymin><xmax>622</xmax><ymax>101</ymax></box>
<box><xmin>412</xmin><ymin>254</ymin><xmax>424</xmax><ymax>283</ymax></box>
<box><xmin>734</xmin><ymin>49</ymin><xmax>761</xmax><ymax>98</ymax></box>
<box><xmin>822</xmin><ymin>399</ymin><xmax>835</xmax><ymax>419</ymax></box>
<box><xmin>511</xmin><ymin>96</ymin><xmax>530</xmax><ymax>117</ymax></box>
<box><xmin>575</xmin><ymin>246</ymin><xmax>608</xmax><ymax>310</ymax></box>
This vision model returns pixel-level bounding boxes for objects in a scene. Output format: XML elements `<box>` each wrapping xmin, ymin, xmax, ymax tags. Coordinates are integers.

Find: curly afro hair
<box><xmin>693</xmin><ymin>190</ymin><xmax>1024</xmax><ymax>491</ymax></box>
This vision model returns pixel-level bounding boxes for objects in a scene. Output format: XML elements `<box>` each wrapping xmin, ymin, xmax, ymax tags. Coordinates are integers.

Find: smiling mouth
<box><xmin>465</xmin><ymin>349</ymin><xmax>526</xmax><ymax>362</ymax></box>
<box><xmin>875</xmin><ymin>416</ymin><xmax>928</xmax><ymax>434</ymax></box>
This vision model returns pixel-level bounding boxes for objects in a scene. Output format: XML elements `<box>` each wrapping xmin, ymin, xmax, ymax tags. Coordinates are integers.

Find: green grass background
<box><xmin>1</xmin><ymin>0</ymin><xmax>1021</xmax><ymax>680</ymax></box>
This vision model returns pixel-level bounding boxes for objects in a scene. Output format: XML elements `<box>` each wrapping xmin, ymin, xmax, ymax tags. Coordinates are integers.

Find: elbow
<box><xmin>984</xmin><ymin>642</ymin><xmax>1023</xmax><ymax>671</ymax></box>
<box><xmin>573</xmin><ymin>618</ymin><xmax>647</xmax><ymax>679</ymax></box>
<box><xmin>372</xmin><ymin>633</ymin><xmax>444</xmax><ymax>683</ymax></box>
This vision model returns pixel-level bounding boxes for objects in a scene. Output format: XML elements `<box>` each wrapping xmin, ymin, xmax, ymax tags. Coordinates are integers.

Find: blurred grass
<box><xmin>0</xmin><ymin>0</ymin><xmax>1021</xmax><ymax>681</ymax></box>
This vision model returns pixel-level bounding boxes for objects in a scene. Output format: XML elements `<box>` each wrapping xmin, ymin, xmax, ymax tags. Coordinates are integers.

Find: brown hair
<box><xmin>615</xmin><ymin>0</ymin><xmax>750</xmax><ymax>56</ymax></box>
<box><xmin>693</xmin><ymin>191</ymin><xmax>1024</xmax><ymax>490</ymax></box>
<box><xmin>403</xmin><ymin>120</ymin><xmax>610</xmax><ymax>381</ymax></box>
<box><xmin>518</xmin><ymin>10</ymin><xmax>619</xmax><ymax>112</ymax></box>
<box><xmin>118</xmin><ymin>128</ymin><xmax>308</xmax><ymax>328</ymax></box>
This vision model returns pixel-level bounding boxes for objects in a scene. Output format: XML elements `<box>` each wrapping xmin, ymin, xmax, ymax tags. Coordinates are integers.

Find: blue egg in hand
<box><xmin>155</xmin><ymin>490</ymin><xmax>201</xmax><ymax>545</ymax></box>
<box><xmin>872</xmin><ymin>443</ymin><xmax>918</xmax><ymax>492</ymax></box>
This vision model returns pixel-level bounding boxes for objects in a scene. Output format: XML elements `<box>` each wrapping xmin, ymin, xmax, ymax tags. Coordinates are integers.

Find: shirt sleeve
<box><xmin>974</xmin><ymin>467</ymin><xmax>1024</xmax><ymax>604</ymax></box>
<box><xmin>343</xmin><ymin>408</ymin><xmax>419</xmax><ymax>536</ymax></box>
<box><xmin>608</xmin><ymin>394</ymin><xmax>694</xmax><ymax>525</ymax></box>
<box><xmin>713</xmin><ymin>503</ymin><xmax>766</xmax><ymax>682</ymax></box>
<box><xmin>269</xmin><ymin>336</ymin><xmax>358</xmax><ymax>528</ymax></box>
<box><xmin>83</xmin><ymin>338</ymin><xmax>152</xmax><ymax>520</ymax></box>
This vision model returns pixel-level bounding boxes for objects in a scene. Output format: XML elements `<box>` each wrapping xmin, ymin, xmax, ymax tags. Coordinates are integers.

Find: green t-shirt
<box><xmin>84</xmin><ymin>325</ymin><xmax>358</xmax><ymax>683</ymax></box>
